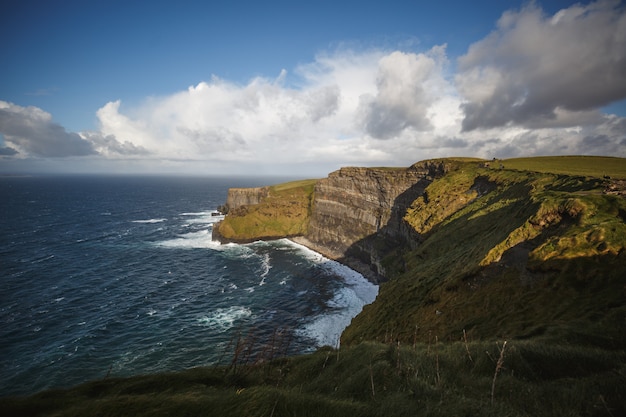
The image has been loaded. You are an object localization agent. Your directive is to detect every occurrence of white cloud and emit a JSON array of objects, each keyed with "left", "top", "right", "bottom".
[
  {"left": 80, "top": 131, "right": 151, "bottom": 156},
  {"left": 93, "top": 46, "right": 460, "bottom": 172},
  {"left": 456, "top": 0, "right": 626, "bottom": 131},
  {"left": 357, "top": 49, "right": 444, "bottom": 138}
]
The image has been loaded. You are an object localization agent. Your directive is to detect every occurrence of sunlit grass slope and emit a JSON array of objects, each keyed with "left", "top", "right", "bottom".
[
  {"left": 343, "top": 157, "right": 626, "bottom": 346},
  {"left": 501, "top": 155, "right": 626, "bottom": 179},
  {"left": 215, "top": 179, "right": 317, "bottom": 241}
]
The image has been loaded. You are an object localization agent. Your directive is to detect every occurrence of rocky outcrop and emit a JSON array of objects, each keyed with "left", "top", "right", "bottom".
[{"left": 223, "top": 187, "right": 270, "bottom": 213}]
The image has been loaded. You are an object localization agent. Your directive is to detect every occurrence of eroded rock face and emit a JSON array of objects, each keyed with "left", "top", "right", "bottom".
[
  {"left": 224, "top": 187, "right": 270, "bottom": 212},
  {"left": 218, "top": 160, "right": 451, "bottom": 282},
  {"left": 301, "top": 160, "right": 450, "bottom": 280}
]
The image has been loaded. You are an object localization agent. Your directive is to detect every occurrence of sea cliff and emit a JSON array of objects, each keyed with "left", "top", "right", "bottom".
[
  {"left": 214, "top": 156, "right": 626, "bottom": 345},
  {"left": 222, "top": 186, "right": 270, "bottom": 212},
  {"left": 214, "top": 159, "right": 454, "bottom": 281}
]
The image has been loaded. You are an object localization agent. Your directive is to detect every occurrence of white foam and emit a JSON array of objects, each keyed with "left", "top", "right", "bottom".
[
  {"left": 180, "top": 210, "right": 224, "bottom": 225},
  {"left": 197, "top": 306, "right": 252, "bottom": 332},
  {"left": 258, "top": 253, "right": 271, "bottom": 286},
  {"left": 285, "top": 239, "right": 379, "bottom": 348},
  {"left": 297, "top": 284, "right": 377, "bottom": 348},
  {"left": 285, "top": 239, "right": 378, "bottom": 302},
  {"left": 156, "top": 229, "right": 220, "bottom": 249},
  {"left": 132, "top": 218, "right": 167, "bottom": 224}
]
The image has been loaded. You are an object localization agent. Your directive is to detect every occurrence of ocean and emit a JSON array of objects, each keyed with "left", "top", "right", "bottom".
[{"left": 0, "top": 175, "right": 377, "bottom": 397}]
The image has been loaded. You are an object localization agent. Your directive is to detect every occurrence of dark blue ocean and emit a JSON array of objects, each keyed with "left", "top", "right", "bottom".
[{"left": 0, "top": 175, "right": 377, "bottom": 397}]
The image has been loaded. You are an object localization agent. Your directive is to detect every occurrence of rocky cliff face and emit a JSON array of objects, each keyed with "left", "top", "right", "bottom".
[
  {"left": 223, "top": 187, "right": 270, "bottom": 212},
  {"left": 296, "top": 160, "right": 449, "bottom": 281},
  {"left": 217, "top": 160, "right": 450, "bottom": 281}
]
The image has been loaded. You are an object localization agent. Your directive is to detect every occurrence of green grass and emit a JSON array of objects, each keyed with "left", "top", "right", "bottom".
[
  {"left": 3, "top": 340, "right": 624, "bottom": 417},
  {"left": 343, "top": 159, "right": 626, "bottom": 346},
  {"left": 215, "top": 179, "right": 317, "bottom": 241},
  {"left": 501, "top": 155, "right": 626, "bottom": 179},
  {"left": 269, "top": 178, "right": 318, "bottom": 193}
]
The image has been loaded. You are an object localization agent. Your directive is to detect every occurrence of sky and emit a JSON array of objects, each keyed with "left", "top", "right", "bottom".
[{"left": 1, "top": 0, "right": 625, "bottom": 177}]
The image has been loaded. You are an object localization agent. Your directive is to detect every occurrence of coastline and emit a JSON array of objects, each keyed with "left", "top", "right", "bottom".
[
  {"left": 282, "top": 238, "right": 379, "bottom": 348},
  {"left": 290, "top": 236, "right": 384, "bottom": 284}
]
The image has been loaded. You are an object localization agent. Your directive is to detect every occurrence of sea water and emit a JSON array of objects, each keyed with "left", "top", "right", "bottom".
[{"left": 0, "top": 175, "right": 377, "bottom": 397}]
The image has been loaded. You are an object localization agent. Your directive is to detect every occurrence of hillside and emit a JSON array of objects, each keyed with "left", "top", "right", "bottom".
[
  {"left": 342, "top": 160, "right": 626, "bottom": 347},
  {"left": 214, "top": 156, "right": 626, "bottom": 346},
  {"left": 3, "top": 156, "right": 625, "bottom": 416}
]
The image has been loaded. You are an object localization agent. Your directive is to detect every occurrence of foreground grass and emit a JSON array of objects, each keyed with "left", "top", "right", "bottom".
[{"left": 2, "top": 339, "right": 624, "bottom": 417}]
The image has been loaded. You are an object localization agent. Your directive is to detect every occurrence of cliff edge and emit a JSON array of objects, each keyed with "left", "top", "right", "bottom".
[
  {"left": 214, "top": 159, "right": 454, "bottom": 281},
  {"left": 214, "top": 156, "right": 626, "bottom": 346}
]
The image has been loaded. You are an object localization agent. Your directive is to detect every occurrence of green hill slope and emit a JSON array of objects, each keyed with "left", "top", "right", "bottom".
[{"left": 343, "top": 159, "right": 626, "bottom": 347}]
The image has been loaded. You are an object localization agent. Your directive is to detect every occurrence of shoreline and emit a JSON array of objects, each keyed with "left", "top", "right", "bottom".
[
  {"left": 289, "top": 236, "right": 385, "bottom": 284},
  {"left": 216, "top": 237, "right": 379, "bottom": 349},
  {"left": 282, "top": 238, "right": 379, "bottom": 348}
]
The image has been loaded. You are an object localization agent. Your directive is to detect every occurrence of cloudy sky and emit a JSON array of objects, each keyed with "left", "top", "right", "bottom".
[{"left": 1, "top": 0, "right": 625, "bottom": 176}]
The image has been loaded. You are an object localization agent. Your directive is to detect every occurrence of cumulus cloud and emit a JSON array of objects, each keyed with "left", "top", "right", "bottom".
[
  {"left": 94, "top": 46, "right": 456, "bottom": 170},
  {"left": 0, "top": 101, "right": 96, "bottom": 157},
  {"left": 357, "top": 47, "right": 448, "bottom": 139},
  {"left": 457, "top": 0, "right": 626, "bottom": 131}
]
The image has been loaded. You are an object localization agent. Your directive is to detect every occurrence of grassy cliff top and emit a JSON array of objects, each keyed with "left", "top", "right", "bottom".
[
  {"left": 215, "top": 179, "right": 317, "bottom": 242},
  {"left": 501, "top": 155, "right": 626, "bottom": 179}
]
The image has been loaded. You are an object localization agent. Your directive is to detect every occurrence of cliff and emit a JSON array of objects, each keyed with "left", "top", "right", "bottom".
[
  {"left": 213, "top": 179, "right": 315, "bottom": 242},
  {"left": 296, "top": 160, "right": 454, "bottom": 280},
  {"left": 214, "top": 159, "right": 455, "bottom": 281},
  {"left": 222, "top": 186, "right": 270, "bottom": 213},
  {"left": 342, "top": 159, "right": 626, "bottom": 345},
  {"left": 215, "top": 156, "right": 626, "bottom": 346}
]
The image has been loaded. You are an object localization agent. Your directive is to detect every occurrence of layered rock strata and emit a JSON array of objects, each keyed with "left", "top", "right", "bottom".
[
  {"left": 222, "top": 187, "right": 270, "bottom": 213},
  {"left": 216, "top": 160, "right": 450, "bottom": 282},
  {"left": 294, "top": 161, "right": 447, "bottom": 280}
]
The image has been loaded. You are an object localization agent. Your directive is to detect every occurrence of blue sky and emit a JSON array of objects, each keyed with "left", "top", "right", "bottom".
[{"left": 1, "top": 0, "right": 625, "bottom": 175}]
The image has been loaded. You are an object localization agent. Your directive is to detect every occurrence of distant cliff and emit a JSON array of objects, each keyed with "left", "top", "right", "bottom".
[
  {"left": 215, "top": 160, "right": 453, "bottom": 281},
  {"left": 213, "top": 180, "right": 315, "bottom": 243},
  {"left": 222, "top": 186, "right": 270, "bottom": 213}
]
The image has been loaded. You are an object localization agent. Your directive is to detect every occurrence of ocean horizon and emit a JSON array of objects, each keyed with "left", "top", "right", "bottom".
[{"left": 0, "top": 175, "right": 377, "bottom": 397}]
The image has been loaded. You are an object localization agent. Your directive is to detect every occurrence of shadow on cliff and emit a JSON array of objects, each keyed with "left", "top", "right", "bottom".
[
  {"left": 340, "top": 174, "right": 506, "bottom": 283},
  {"left": 336, "top": 176, "right": 433, "bottom": 283},
  {"left": 340, "top": 176, "right": 626, "bottom": 346}
]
